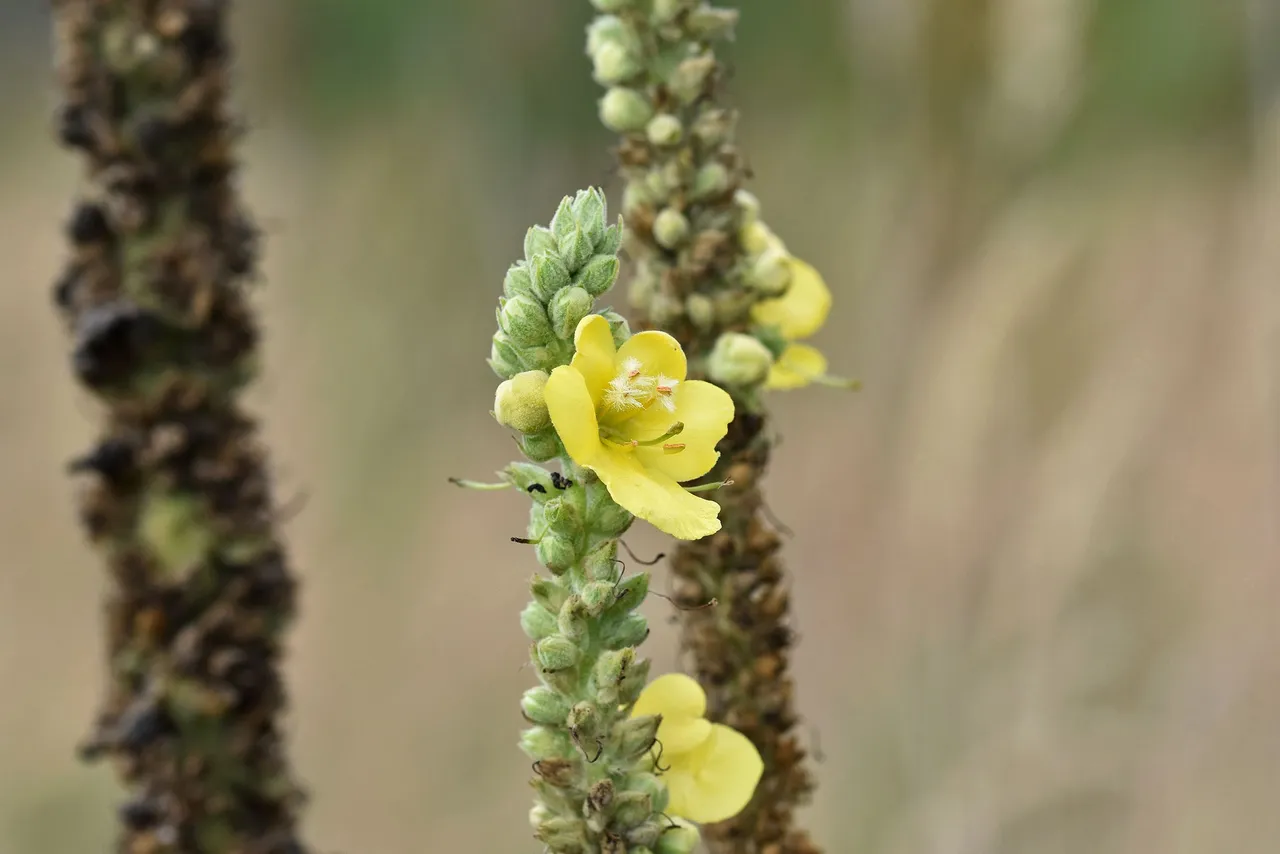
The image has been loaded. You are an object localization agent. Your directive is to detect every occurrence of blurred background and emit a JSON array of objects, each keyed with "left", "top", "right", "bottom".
[{"left": 2, "top": 0, "right": 1278, "bottom": 851}]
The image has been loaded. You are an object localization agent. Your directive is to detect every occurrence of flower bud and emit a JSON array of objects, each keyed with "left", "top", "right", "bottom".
[
  {"left": 613, "top": 713, "right": 660, "bottom": 759},
  {"left": 740, "top": 219, "right": 785, "bottom": 255},
  {"left": 691, "top": 161, "right": 730, "bottom": 200},
  {"left": 543, "top": 492, "right": 584, "bottom": 535},
  {"left": 622, "top": 179, "right": 656, "bottom": 213},
  {"left": 586, "top": 779, "right": 616, "bottom": 819},
  {"left": 685, "top": 293, "right": 715, "bottom": 330},
  {"left": 488, "top": 331, "right": 522, "bottom": 379},
  {"left": 598, "top": 217, "right": 625, "bottom": 255},
  {"left": 668, "top": 54, "right": 716, "bottom": 104},
  {"left": 493, "top": 370, "right": 551, "bottom": 433},
  {"left": 503, "top": 461, "right": 553, "bottom": 497},
  {"left": 692, "top": 106, "right": 736, "bottom": 146},
  {"left": 610, "top": 571, "right": 650, "bottom": 614},
  {"left": 529, "top": 803, "right": 552, "bottom": 831},
  {"left": 503, "top": 262, "right": 535, "bottom": 300},
  {"left": 521, "top": 686, "right": 570, "bottom": 725},
  {"left": 598, "top": 309, "right": 631, "bottom": 349},
  {"left": 549, "top": 286, "right": 593, "bottom": 340},
  {"left": 601, "top": 612, "right": 650, "bottom": 650},
  {"left": 530, "top": 574, "right": 567, "bottom": 613},
  {"left": 566, "top": 701, "right": 600, "bottom": 740},
  {"left": 617, "top": 654, "right": 651, "bottom": 704},
  {"left": 655, "top": 819, "right": 701, "bottom": 854},
  {"left": 747, "top": 245, "right": 793, "bottom": 296},
  {"left": 734, "top": 188, "right": 761, "bottom": 222},
  {"left": 573, "top": 254, "right": 620, "bottom": 298},
  {"left": 536, "top": 533, "right": 577, "bottom": 575},
  {"left": 557, "top": 594, "right": 591, "bottom": 643},
  {"left": 645, "top": 113, "right": 683, "bottom": 147},
  {"left": 651, "top": 0, "right": 690, "bottom": 25},
  {"left": 524, "top": 224, "right": 558, "bottom": 261},
  {"left": 686, "top": 7, "right": 738, "bottom": 40},
  {"left": 520, "top": 600, "right": 558, "bottom": 640},
  {"left": 600, "top": 87, "right": 654, "bottom": 133},
  {"left": 535, "top": 635, "right": 581, "bottom": 672},
  {"left": 592, "top": 40, "right": 643, "bottom": 85},
  {"left": 579, "top": 581, "right": 616, "bottom": 617},
  {"left": 595, "top": 646, "right": 636, "bottom": 690},
  {"left": 534, "top": 816, "right": 589, "bottom": 852},
  {"left": 707, "top": 332, "right": 772, "bottom": 386},
  {"left": 652, "top": 207, "right": 690, "bottom": 249},
  {"left": 625, "top": 771, "right": 670, "bottom": 815},
  {"left": 530, "top": 251, "right": 572, "bottom": 302},
  {"left": 611, "top": 790, "right": 653, "bottom": 829},
  {"left": 519, "top": 428, "right": 560, "bottom": 462},
  {"left": 559, "top": 225, "right": 594, "bottom": 271},
  {"left": 499, "top": 294, "right": 553, "bottom": 346},
  {"left": 520, "top": 724, "right": 572, "bottom": 759},
  {"left": 582, "top": 539, "right": 622, "bottom": 581},
  {"left": 587, "top": 15, "right": 633, "bottom": 56}
]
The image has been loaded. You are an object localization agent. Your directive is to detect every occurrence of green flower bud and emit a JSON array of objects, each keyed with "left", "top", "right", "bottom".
[
  {"left": 748, "top": 245, "right": 792, "bottom": 296},
  {"left": 613, "top": 713, "right": 660, "bottom": 760},
  {"left": 599, "top": 309, "right": 632, "bottom": 349},
  {"left": 610, "top": 571, "right": 651, "bottom": 614},
  {"left": 691, "top": 161, "right": 731, "bottom": 200},
  {"left": 592, "top": 40, "right": 643, "bottom": 85},
  {"left": 557, "top": 594, "right": 591, "bottom": 643},
  {"left": 651, "top": 0, "right": 689, "bottom": 25},
  {"left": 493, "top": 370, "right": 551, "bottom": 433},
  {"left": 488, "top": 331, "right": 522, "bottom": 379},
  {"left": 525, "top": 225, "right": 558, "bottom": 261},
  {"left": 530, "top": 574, "right": 568, "bottom": 613},
  {"left": 668, "top": 54, "right": 716, "bottom": 105},
  {"left": 543, "top": 493, "right": 584, "bottom": 536},
  {"left": 530, "top": 251, "right": 572, "bottom": 302},
  {"left": 550, "top": 195, "right": 576, "bottom": 243},
  {"left": 536, "top": 533, "right": 578, "bottom": 575},
  {"left": 600, "top": 87, "right": 654, "bottom": 133},
  {"left": 595, "top": 646, "right": 636, "bottom": 690},
  {"left": 611, "top": 790, "right": 653, "bottom": 829},
  {"left": 692, "top": 106, "right": 736, "bottom": 147},
  {"left": 685, "top": 293, "right": 715, "bottom": 330},
  {"left": 686, "top": 7, "right": 738, "bottom": 40},
  {"left": 572, "top": 187, "right": 606, "bottom": 228},
  {"left": 503, "top": 461, "right": 554, "bottom": 497},
  {"left": 654, "top": 820, "right": 701, "bottom": 854},
  {"left": 529, "top": 803, "right": 552, "bottom": 831},
  {"left": 598, "top": 218, "right": 625, "bottom": 255},
  {"left": 520, "top": 600, "right": 558, "bottom": 640},
  {"left": 582, "top": 539, "right": 622, "bottom": 582},
  {"left": 559, "top": 225, "right": 594, "bottom": 271},
  {"left": 534, "top": 816, "right": 589, "bottom": 852},
  {"left": 521, "top": 686, "right": 570, "bottom": 725},
  {"left": 574, "top": 254, "right": 620, "bottom": 298},
  {"left": 520, "top": 724, "right": 572, "bottom": 759},
  {"left": 647, "top": 160, "right": 683, "bottom": 197},
  {"left": 652, "top": 207, "right": 690, "bottom": 249},
  {"left": 519, "top": 428, "right": 560, "bottom": 462},
  {"left": 646, "top": 113, "right": 683, "bottom": 147},
  {"left": 707, "top": 331, "right": 773, "bottom": 386},
  {"left": 734, "top": 188, "right": 761, "bottom": 222},
  {"left": 535, "top": 635, "right": 581, "bottom": 672},
  {"left": 503, "top": 262, "right": 535, "bottom": 299},
  {"left": 580, "top": 580, "right": 616, "bottom": 616},
  {"left": 549, "top": 286, "right": 593, "bottom": 340},
  {"left": 628, "top": 821, "right": 665, "bottom": 849},
  {"left": 499, "top": 294, "right": 553, "bottom": 346},
  {"left": 625, "top": 771, "right": 670, "bottom": 816},
  {"left": 617, "top": 654, "right": 651, "bottom": 704},
  {"left": 566, "top": 701, "right": 600, "bottom": 740},
  {"left": 601, "top": 612, "right": 650, "bottom": 650},
  {"left": 587, "top": 15, "right": 634, "bottom": 56},
  {"left": 622, "top": 179, "right": 657, "bottom": 213}
]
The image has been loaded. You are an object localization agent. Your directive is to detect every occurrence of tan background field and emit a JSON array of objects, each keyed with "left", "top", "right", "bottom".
[{"left": 1, "top": 1, "right": 1277, "bottom": 851}]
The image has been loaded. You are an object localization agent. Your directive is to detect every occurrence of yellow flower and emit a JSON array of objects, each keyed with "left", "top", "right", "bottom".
[
  {"left": 631, "top": 673, "right": 763, "bottom": 824},
  {"left": 544, "top": 316, "right": 734, "bottom": 540},
  {"left": 749, "top": 240, "right": 838, "bottom": 390}
]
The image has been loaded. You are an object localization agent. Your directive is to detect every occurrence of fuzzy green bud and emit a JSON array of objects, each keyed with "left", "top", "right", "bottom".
[
  {"left": 652, "top": 207, "right": 690, "bottom": 249},
  {"left": 587, "top": 15, "right": 633, "bottom": 56},
  {"left": 668, "top": 54, "right": 716, "bottom": 104},
  {"left": 617, "top": 654, "right": 651, "bottom": 704},
  {"left": 525, "top": 225, "right": 558, "bottom": 261},
  {"left": 520, "top": 724, "right": 572, "bottom": 759},
  {"left": 519, "top": 428, "right": 560, "bottom": 462},
  {"left": 503, "top": 262, "right": 534, "bottom": 299},
  {"left": 748, "top": 245, "right": 793, "bottom": 296},
  {"left": 557, "top": 595, "right": 591, "bottom": 643},
  {"left": 530, "top": 574, "right": 568, "bottom": 613},
  {"left": 573, "top": 254, "right": 621, "bottom": 298},
  {"left": 549, "top": 286, "right": 593, "bottom": 340},
  {"left": 601, "top": 612, "right": 650, "bottom": 650},
  {"left": 536, "top": 635, "right": 581, "bottom": 672},
  {"left": 488, "top": 331, "right": 522, "bottom": 379},
  {"left": 494, "top": 370, "right": 551, "bottom": 433},
  {"left": 651, "top": 0, "right": 690, "bottom": 25},
  {"left": 560, "top": 226, "right": 594, "bottom": 271},
  {"left": 611, "top": 572, "right": 650, "bottom": 613},
  {"left": 692, "top": 106, "right": 737, "bottom": 147},
  {"left": 536, "top": 533, "right": 577, "bottom": 575},
  {"left": 534, "top": 816, "right": 588, "bottom": 852},
  {"left": 582, "top": 539, "right": 622, "bottom": 581},
  {"left": 499, "top": 294, "right": 553, "bottom": 346},
  {"left": 579, "top": 580, "right": 616, "bottom": 617},
  {"left": 626, "top": 772, "right": 670, "bottom": 815},
  {"left": 530, "top": 251, "right": 572, "bottom": 302},
  {"left": 595, "top": 646, "right": 636, "bottom": 690},
  {"left": 503, "top": 461, "right": 554, "bottom": 496},
  {"left": 707, "top": 332, "right": 773, "bottom": 386},
  {"left": 550, "top": 195, "right": 576, "bottom": 243},
  {"left": 654, "top": 820, "right": 701, "bottom": 854},
  {"left": 686, "top": 7, "right": 739, "bottom": 40},
  {"left": 685, "top": 293, "right": 715, "bottom": 330},
  {"left": 598, "top": 309, "right": 631, "bottom": 349},
  {"left": 622, "top": 179, "right": 656, "bottom": 214},
  {"left": 520, "top": 600, "right": 558, "bottom": 640},
  {"left": 611, "top": 790, "right": 653, "bottom": 829},
  {"left": 691, "top": 161, "right": 731, "bottom": 200},
  {"left": 566, "top": 701, "right": 600, "bottom": 739},
  {"left": 646, "top": 113, "right": 683, "bottom": 147},
  {"left": 521, "top": 686, "right": 571, "bottom": 725},
  {"left": 592, "top": 40, "right": 643, "bottom": 85},
  {"left": 589, "top": 498, "right": 633, "bottom": 538},
  {"left": 598, "top": 218, "right": 624, "bottom": 255},
  {"left": 734, "top": 188, "right": 761, "bottom": 222},
  {"left": 600, "top": 87, "right": 654, "bottom": 133},
  {"left": 543, "top": 493, "right": 584, "bottom": 536},
  {"left": 529, "top": 803, "right": 552, "bottom": 831},
  {"left": 614, "top": 714, "right": 660, "bottom": 759}
]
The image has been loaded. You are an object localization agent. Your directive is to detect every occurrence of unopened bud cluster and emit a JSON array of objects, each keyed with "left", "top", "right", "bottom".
[{"left": 492, "top": 191, "right": 697, "bottom": 854}]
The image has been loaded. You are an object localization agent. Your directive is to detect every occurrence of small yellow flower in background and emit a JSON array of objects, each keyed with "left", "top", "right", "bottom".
[
  {"left": 544, "top": 315, "right": 734, "bottom": 540},
  {"left": 631, "top": 673, "right": 763, "bottom": 824}
]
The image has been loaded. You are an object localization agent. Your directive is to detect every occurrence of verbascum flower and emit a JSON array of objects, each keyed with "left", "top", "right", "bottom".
[
  {"left": 545, "top": 315, "right": 733, "bottom": 540},
  {"left": 631, "top": 673, "right": 763, "bottom": 824}
]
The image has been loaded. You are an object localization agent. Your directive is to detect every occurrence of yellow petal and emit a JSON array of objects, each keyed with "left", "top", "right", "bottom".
[
  {"left": 569, "top": 314, "right": 618, "bottom": 407},
  {"left": 664, "top": 724, "right": 764, "bottom": 824},
  {"left": 544, "top": 365, "right": 603, "bottom": 466},
  {"left": 589, "top": 445, "right": 721, "bottom": 540},
  {"left": 765, "top": 343, "right": 829, "bottom": 390},
  {"left": 616, "top": 330, "right": 687, "bottom": 382},
  {"left": 750, "top": 257, "right": 832, "bottom": 341},
  {"left": 633, "top": 675, "right": 712, "bottom": 754},
  {"left": 634, "top": 380, "right": 733, "bottom": 482}
]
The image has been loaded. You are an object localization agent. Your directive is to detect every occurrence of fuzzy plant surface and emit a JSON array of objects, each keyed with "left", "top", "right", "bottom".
[
  {"left": 462, "top": 189, "right": 765, "bottom": 854},
  {"left": 582, "top": 2, "right": 857, "bottom": 852}
]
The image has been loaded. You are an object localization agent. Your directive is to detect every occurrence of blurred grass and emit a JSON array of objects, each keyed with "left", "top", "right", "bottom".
[{"left": 1, "top": 0, "right": 1278, "bottom": 852}]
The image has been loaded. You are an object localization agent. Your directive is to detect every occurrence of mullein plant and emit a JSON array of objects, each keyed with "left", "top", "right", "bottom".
[
  {"left": 459, "top": 189, "right": 764, "bottom": 853},
  {"left": 584, "top": 2, "right": 856, "bottom": 852}
]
